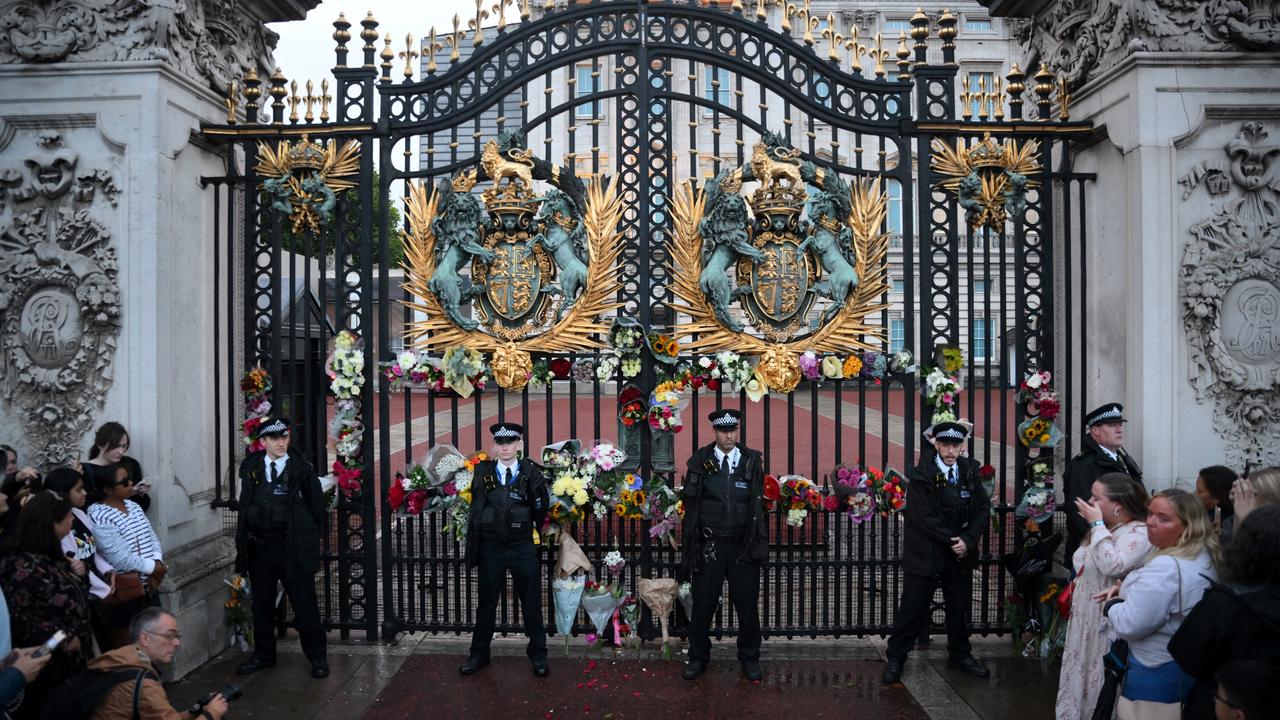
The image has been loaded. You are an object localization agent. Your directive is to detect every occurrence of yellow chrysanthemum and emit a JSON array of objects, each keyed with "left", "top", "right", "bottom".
[{"left": 842, "top": 354, "right": 863, "bottom": 378}]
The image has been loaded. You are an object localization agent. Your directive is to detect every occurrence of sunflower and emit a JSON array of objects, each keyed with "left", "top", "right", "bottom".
[
  {"left": 634, "top": 490, "right": 646, "bottom": 505},
  {"left": 614, "top": 503, "right": 627, "bottom": 516}
]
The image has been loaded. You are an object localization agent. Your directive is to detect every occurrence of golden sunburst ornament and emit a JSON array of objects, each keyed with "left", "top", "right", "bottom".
[
  {"left": 399, "top": 175, "right": 626, "bottom": 390},
  {"left": 668, "top": 176, "right": 891, "bottom": 393},
  {"left": 255, "top": 135, "right": 361, "bottom": 234},
  {"left": 930, "top": 132, "right": 1040, "bottom": 232}
]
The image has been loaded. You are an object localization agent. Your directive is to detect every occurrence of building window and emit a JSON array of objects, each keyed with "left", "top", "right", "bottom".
[
  {"left": 882, "top": 19, "right": 911, "bottom": 33},
  {"left": 973, "top": 279, "right": 988, "bottom": 295},
  {"left": 892, "top": 280, "right": 904, "bottom": 295},
  {"left": 575, "top": 65, "right": 598, "bottom": 118},
  {"left": 814, "top": 77, "right": 833, "bottom": 109},
  {"left": 890, "top": 318, "right": 905, "bottom": 353},
  {"left": 704, "top": 66, "right": 732, "bottom": 109},
  {"left": 886, "top": 179, "right": 902, "bottom": 234},
  {"left": 965, "top": 17, "right": 993, "bottom": 32},
  {"left": 889, "top": 235, "right": 903, "bottom": 249},
  {"left": 966, "top": 72, "right": 994, "bottom": 117},
  {"left": 973, "top": 317, "right": 997, "bottom": 361}
]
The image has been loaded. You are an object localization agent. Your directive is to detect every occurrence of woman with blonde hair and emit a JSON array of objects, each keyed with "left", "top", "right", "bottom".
[
  {"left": 1231, "top": 466, "right": 1280, "bottom": 524},
  {"left": 1055, "top": 473, "right": 1151, "bottom": 720},
  {"left": 1097, "top": 489, "right": 1218, "bottom": 720}
]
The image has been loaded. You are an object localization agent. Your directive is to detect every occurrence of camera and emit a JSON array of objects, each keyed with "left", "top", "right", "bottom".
[{"left": 191, "top": 683, "right": 241, "bottom": 713}]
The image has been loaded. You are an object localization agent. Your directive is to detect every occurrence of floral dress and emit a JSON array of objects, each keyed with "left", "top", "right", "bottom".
[
  {"left": 1055, "top": 521, "right": 1151, "bottom": 720},
  {"left": 0, "top": 552, "right": 93, "bottom": 719}
]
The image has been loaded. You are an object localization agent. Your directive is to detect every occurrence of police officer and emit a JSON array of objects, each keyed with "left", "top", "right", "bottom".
[
  {"left": 882, "top": 420, "right": 991, "bottom": 684},
  {"left": 460, "top": 422, "right": 550, "bottom": 677},
  {"left": 1062, "top": 402, "right": 1143, "bottom": 567},
  {"left": 234, "top": 417, "right": 329, "bottom": 679},
  {"left": 680, "top": 409, "right": 767, "bottom": 682}
]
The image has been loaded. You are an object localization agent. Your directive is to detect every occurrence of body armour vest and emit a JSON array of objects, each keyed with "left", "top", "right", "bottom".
[
  {"left": 247, "top": 468, "right": 289, "bottom": 535},
  {"left": 937, "top": 469, "right": 973, "bottom": 536},
  {"left": 700, "top": 455, "right": 751, "bottom": 537},
  {"left": 479, "top": 466, "right": 534, "bottom": 544}
]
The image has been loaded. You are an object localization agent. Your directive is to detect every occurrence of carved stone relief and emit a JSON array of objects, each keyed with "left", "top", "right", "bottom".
[
  {"left": 0, "top": 0, "right": 284, "bottom": 93},
  {"left": 0, "top": 129, "right": 120, "bottom": 467},
  {"left": 1180, "top": 121, "right": 1280, "bottom": 467},
  {"left": 1003, "top": 1, "right": 1280, "bottom": 94}
]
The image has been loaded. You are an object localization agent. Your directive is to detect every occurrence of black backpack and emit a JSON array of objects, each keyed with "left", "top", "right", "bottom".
[{"left": 39, "top": 667, "right": 156, "bottom": 720}]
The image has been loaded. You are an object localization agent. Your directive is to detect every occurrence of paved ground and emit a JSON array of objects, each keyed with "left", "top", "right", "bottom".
[{"left": 165, "top": 633, "right": 1057, "bottom": 719}]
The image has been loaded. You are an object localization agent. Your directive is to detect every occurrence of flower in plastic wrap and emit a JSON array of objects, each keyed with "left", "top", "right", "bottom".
[
  {"left": 888, "top": 350, "right": 916, "bottom": 374},
  {"left": 638, "top": 578, "right": 678, "bottom": 649},
  {"left": 603, "top": 550, "right": 625, "bottom": 576},
  {"left": 587, "top": 441, "right": 627, "bottom": 472},
  {"left": 581, "top": 583, "right": 622, "bottom": 637},
  {"left": 842, "top": 353, "right": 864, "bottom": 379},
  {"left": 677, "top": 581, "right": 694, "bottom": 619},
  {"left": 596, "top": 354, "right": 619, "bottom": 382},
  {"left": 571, "top": 358, "right": 596, "bottom": 383},
  {"left": 744, "top": 369, "right": 769, "bottom": 403},
  {"left": 821, "top": 355, "right": 844, "bottom": 379},
  {"left": 798, "top": 350, "right": 821, "bottom": 381},
  {"left": 553, "top": 575, "right": 585, "bottom": 635},
  {"left": 620, "top": 356, "right": 642, "bottom": 377}
]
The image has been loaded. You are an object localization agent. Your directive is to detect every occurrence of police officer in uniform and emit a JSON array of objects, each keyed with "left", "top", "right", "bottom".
[
  {"left": 680, "top": 409, "right": 768, "bottom": 682},
  {"left": 234, "top": 417, "right": 329, "bottom": 679},
  {"left": 883, "top": 420, "right": 991, "bottom": 684},
  {"left": 1062, "top": 402, "right": 1143, "bottom": 567},
  {"left": 460, "top": 422, "right": 550, "bottom": 677}
]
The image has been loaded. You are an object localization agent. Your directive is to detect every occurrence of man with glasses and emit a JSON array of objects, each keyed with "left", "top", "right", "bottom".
[
  {"left": 87, "top": 607, "right": 228, "bottom": 719},
  {"left": 233, "top": 417, "right": 329, "bottom": 679}
]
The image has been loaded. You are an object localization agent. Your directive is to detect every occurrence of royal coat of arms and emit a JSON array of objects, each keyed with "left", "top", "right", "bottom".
[
  {"left": 400, "top": 131, "right": 624, "bottom": 389},
  {"left": 669, "top": 131, "right": 891, "bottom": 392}
]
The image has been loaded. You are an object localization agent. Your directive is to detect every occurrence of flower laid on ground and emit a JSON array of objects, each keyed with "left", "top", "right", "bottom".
[
  {"left": 224, "top": 574, "right": 253, "bottom": 650},
  {"left": 240, "top": 366, "right": 273, "bottom": 453},
  {"left": 552, "top": 574, "right": 585, "bottom": 656}
]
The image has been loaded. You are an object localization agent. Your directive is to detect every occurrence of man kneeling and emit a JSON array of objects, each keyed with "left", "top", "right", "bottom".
[{"left": 90, "top": 608, "right": 229, "bottom": 719}]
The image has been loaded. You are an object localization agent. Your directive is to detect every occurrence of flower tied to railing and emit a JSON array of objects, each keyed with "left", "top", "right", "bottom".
[
  {"left": 327, "top": 330, "right": 365, "bottom": 498},
  {"left": 240, "top": 366, "right": 273, "bottom": 453}
]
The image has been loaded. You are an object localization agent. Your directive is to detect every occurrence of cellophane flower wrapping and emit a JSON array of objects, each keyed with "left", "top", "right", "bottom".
[
  {"left": 582, "top": 587, "right": 622, "bottom": 637},
  {"left": 552, "top": 574, "right": 586, "bottom": 654}
]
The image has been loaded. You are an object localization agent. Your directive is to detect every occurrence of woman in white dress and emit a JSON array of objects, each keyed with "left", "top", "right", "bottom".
[{"left": 1055, "top": 473, "right": 1152, "bottom": 720}]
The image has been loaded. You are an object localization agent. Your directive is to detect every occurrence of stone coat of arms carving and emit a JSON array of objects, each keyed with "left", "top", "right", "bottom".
[
  {"left": 0, "top": 129, "right": 121, "bottom": 466},
  {"left": 1180, "top": 121, "right": 1280, "bottom": 467}
]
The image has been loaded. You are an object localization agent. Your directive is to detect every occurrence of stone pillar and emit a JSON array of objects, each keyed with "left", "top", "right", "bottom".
[
  {"left": 986, "top": 0, "right": 1280, "bottom": 483},
  {"left": 0, "top": 0, "right": 317, "bottom": 677}
]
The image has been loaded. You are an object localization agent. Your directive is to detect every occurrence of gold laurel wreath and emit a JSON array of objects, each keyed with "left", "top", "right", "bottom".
[
  {"left": 669, "top": 177, "right": 891, "bottom": 358},
  {"left": 399, "top": 175, "right": 625, "bottom": 374}
]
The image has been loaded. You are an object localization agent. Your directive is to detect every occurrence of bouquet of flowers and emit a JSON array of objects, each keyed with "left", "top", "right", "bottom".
[
  {"left": 618, "top": 385, "right": 647, "bottom": 427},
  {"left": 941, "top": 346, "right": 966, "bottom": 375},
  {"left": 798, "top": 351, "right": 822, "bottom": 382},
  {"left": 1016, "top": 486, "right": 1056, "bottom": 523},
  {"left": 327, "top": 331, "right": 366, "bottom": 496},
  {"left": 587, "top": 441, "right": 627, "bottom": 473},
  {"left": 647, "top": 484, "right": 682, "bottom": 549},
  {"left": 829, "top": 463, "right": 879, "bottom": 523},
  {"left": 821, "top": 355, "right": 844, "bottom": 380},
  {"left": 711, "top": 350, "right": 754, "bottom": 389},
  {"left": 441, "top": 347, "right": 489, "bottom": 397},
  {"left": 762, "top": 473, "right": 781, "bottom": 511},
  {"left": 842, "top": 353, "right": 864, "bottom": 379},
  {"left": 638, "top": 577, "right": 678, "bottom": 658},
  {"left": 327, "top": 330, "right": 364, "bottom": 400},
  {"left": 240, "top": 366, "right": 273, "bottom": 453},
  {"left": 860, "top": 351, "right": 890, "bottom": 381},
  {"left": 613, "top": 486, "right": 647, "bottom": 520},
  {"left": 1017, "top": 416, "right": 1062, "bottom": 448},
  {"left": 1016, "top": 370, "right": 1061, "bottom": 421},
  {"left": 571, "top": 357, "right": 596, "bottom": 384},
  {"left": 223, "top": 574, "right": 253, "bottom": 650},
  {"left": 529, "top": 358, "right": 553, "bottom": 387},
  {"left": 888, "top": 350, "right": 916, "bottom": 375},
  {"left": 596, "top": 354, "right": 619, "bottom": 382},
  {"left": 646, "top": 332, "right": 680, "bottom": 365},
  {"left": 382, "top": 350, "right": 447, "bottom": 393},
  {"left": 647, "top": 382, "right": 685, "bottom": 433},
  {"left": 609, "top": 318, "right": 646, "bottom": 378},
  {"left": 924, "top": 367, "right": 962, "bottom": 424},
  {"left": 581, "top": 580, "right": 623, "bottom": 642},
  {"left": 617, "top": 594, "right": 641, "bottom": 647},
  {"left": 544, "top": 440, "right": 592, "bottom": 532},
  {"left": 872, "top": 469, "right": 908, "bottom": 516},
  {"left": 778, "top": 474, "right": 823, "bottom": 527},
  {"left": 552, "top": 574, "right": 585, "bottom": 655}
]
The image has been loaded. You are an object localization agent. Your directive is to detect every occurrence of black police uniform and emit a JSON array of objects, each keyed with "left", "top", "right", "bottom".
[
  {"left": 1062, "top": 435, "right": 1142, "bottom": 568},
  {"left": 680, "top": 434, "right": 767, "bottom": 676},
  {"left": 234, "top": 447, "right": 327, "bottom": 670},
  {"left": 885, "top": 453, "right": 990, "bottom": 673},
  {"left": 464, "top": 456, "right": 549, "bottom": 665}
]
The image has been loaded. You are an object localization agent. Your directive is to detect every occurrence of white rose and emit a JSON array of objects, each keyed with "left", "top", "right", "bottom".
[{"left": 398, "top": 351, "right": 417, "bottom": 369}]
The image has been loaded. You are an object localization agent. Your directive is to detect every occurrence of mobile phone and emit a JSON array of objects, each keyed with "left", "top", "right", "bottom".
[{"left": 31, "top": 630, "right": 67, "bottom": 659}]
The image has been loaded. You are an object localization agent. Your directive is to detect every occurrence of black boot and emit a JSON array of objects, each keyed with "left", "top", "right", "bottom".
[
  {"left": 459, "top": 656, "right": 491, "bottom": 675},
  {"left": 681, "top": 659, "right": 708, "bottom": 680},
  {"left": 881, "top": 659, "right": 904, "bottom": 685}
]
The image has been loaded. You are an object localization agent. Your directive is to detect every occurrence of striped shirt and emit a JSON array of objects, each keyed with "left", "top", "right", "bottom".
[{"left": 88, "top": 499, "right": 163, "bottom": 578}]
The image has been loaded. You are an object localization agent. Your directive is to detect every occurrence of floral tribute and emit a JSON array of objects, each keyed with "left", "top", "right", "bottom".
[
  {"left": 327, "top": 331, "right": 365, "bottom": 497},
  {"left": 388, "top": 445, "right": 487, "bottom": 541},
  {"left": 618, "top": 385, "right": 647, "bottom": 427},
  {"left": 240, "top": 366, "right": 273, "bottom": 453},
  {"left": 647, "top": 381, "right": 685, "bottom": 433},
  {"left": 609, "top": 319, "right": 646, "bottom": 379},
  {"left": 828, "top": 464, "right": 906, "bottom": 522},
  {"left": 381, "top": 348, "right": 489, "bottom": 397},
  {"left": 1015, "top": 370, "right": 1063, "bottom": 449},
  {"left": 223, "top": 574, "right": 253, "bottom": 651},
  {"left": 1016, "top": 457, "right": 1057, "bottom": 524}
]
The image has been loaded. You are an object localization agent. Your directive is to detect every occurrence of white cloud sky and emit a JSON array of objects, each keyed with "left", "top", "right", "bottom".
[{"left": 269, "top": 1, "right": 482, "bottom": 94}]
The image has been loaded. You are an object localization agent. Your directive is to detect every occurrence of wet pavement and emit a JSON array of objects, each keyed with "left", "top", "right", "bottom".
[{"left": 162, "top": 634, "right": 1058, "bottom": 719}]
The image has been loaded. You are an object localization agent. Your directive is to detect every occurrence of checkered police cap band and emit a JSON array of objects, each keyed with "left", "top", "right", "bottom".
[
  {"left": 258, "top": 419, "right": 289, "bottom": 436},
  {"left": 1086, "top": 405, "right": 1123, "bottom": 429},
  {"left": 711, "top": 414, "right": 739, "bottom": 428},
  {"left": 493, "top": 427, "right": 521, "bottom": 439},
  {"left": 935, "top": 428, "right": 966, "bottom": 441}
]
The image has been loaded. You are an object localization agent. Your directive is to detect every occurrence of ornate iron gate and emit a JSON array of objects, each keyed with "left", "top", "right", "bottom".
[{"left": 201, "top": 1, "right": 1092, "bottom": 642}]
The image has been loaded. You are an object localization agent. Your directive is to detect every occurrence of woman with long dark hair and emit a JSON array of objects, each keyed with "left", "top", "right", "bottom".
[
  {"left": 44, "top": 466, "right": 119, "bottom": 651},
  {"left": 0, "top": 492, "right": 93, "bottom": 719},
  {"left": 83, "top": 422, "right": 149, "bottom": 511},
  {"left": 88, "top": 464, "right": 165, "bottom": 649},
  {"left": 1195, "top": 465, "right": 1237, "bottom": 542}
]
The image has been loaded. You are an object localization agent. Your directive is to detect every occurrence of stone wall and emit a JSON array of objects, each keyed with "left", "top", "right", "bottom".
[{"left": 0, "top": 0, "right": 317, "bottom": 679}]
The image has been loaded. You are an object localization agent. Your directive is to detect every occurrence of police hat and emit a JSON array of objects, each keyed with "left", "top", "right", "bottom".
[
  {"left": 257, "top": 416, "right": 291, "bottom": 438},
  {"left": 708, "top": 409, "right": 741, "bottom": 429},
  {"left": 1084, "top": 403, "right": 1126, "bottom": 430},
  {"left": 924, "top": 420, "right": 970, "bottom": 443},
  {"left": 490, "top": 421, "right": 523, "bottom": 443}
]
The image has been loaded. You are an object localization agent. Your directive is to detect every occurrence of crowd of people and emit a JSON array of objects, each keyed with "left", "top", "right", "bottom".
[{"left": 2, "top": 405, "right": 1279, "bottom": 720}]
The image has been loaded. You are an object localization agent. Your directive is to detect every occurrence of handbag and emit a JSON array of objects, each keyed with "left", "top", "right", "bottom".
[
  {"left": 1057, "top": 564, "right": 1078, "bottom": 619},
  {"left": 98, "top": 530, "right": 150, "bottom": 606}
]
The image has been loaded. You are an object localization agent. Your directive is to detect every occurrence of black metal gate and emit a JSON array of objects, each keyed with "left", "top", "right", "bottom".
[{"left": 201, "top": 1, "right": 1092, "bottom": 642}]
